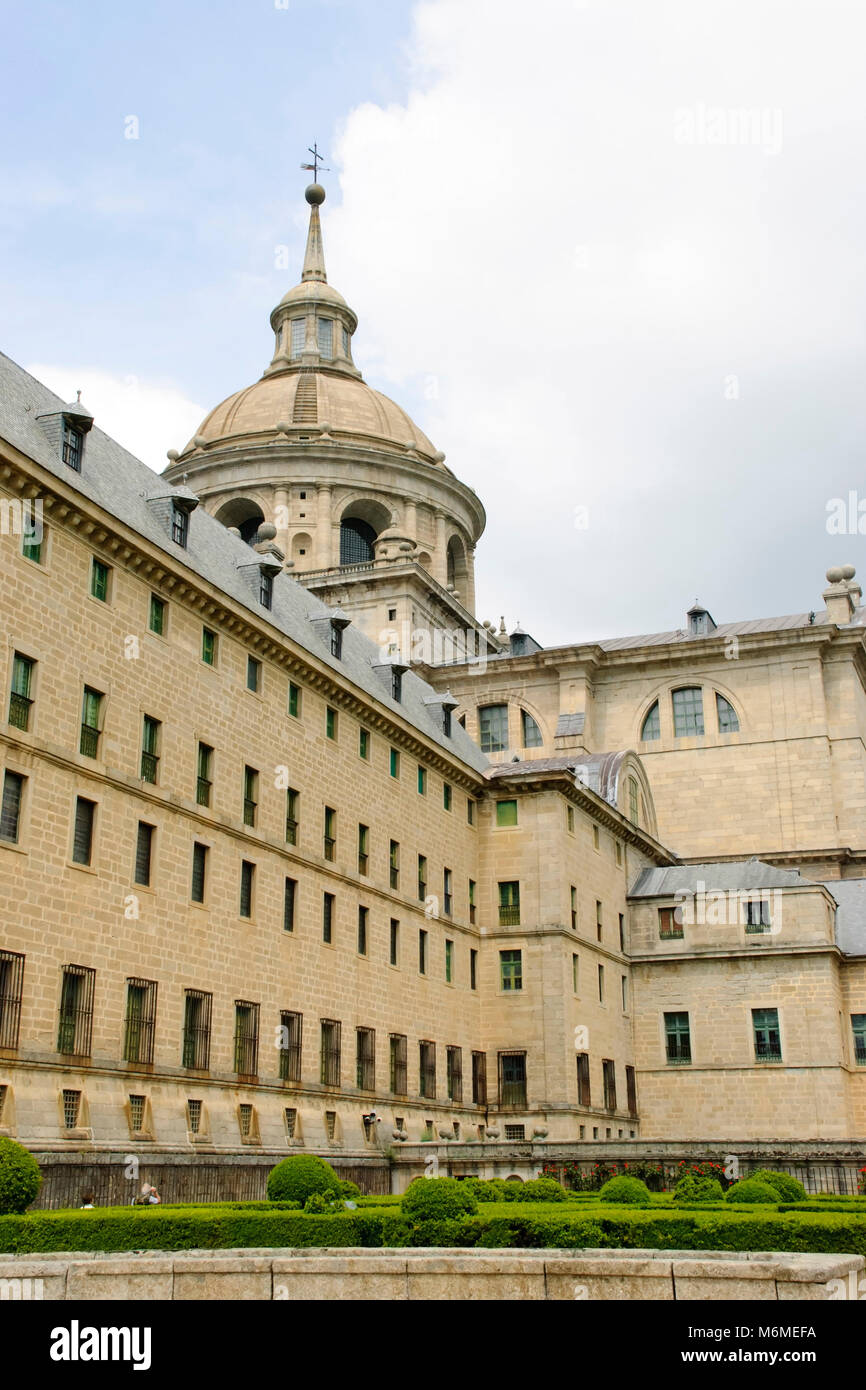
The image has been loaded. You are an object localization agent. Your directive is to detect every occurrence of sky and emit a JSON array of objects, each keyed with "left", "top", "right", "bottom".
[{"left": 2, "top": 0, "right": 866, "bottom": 646}]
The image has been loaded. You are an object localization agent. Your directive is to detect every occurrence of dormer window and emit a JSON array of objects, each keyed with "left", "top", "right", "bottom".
[
  {"left": 317, "top": 318, "right": 333, "bottom": 358},
  {"left": 391, "top": 667, "right": 402, "bottom": 702},
  {"left": 171, "top": 501, "right": 189, "bottom": 548},
  {"left": 62, "top": 420, "right": 84, "bottom": 472},
  {"left": 443, "top": 706, "right": 452, "bottom": 737},
  {"left": 330, "top": 623, "right": 343, "bottom": 659},
  {"left": 290, "top": 319, "right": 305, "bottom": 357},
  {"left": 259, "top": 571, "right": 274, "bottom": 609}
]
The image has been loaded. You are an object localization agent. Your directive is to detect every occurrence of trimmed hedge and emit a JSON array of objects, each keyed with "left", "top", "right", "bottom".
[
  {"left": 673, "top": 1174, "right": 725, "bottom": 1204},
  {"left": 402, "top": 1177, "right": 478, "bottom": 1220},
  {"left": 266, "top": 1154, "right": 341, "bottom": 1204},
  {"left": 0, "top": 1139, "right": 41, "bottom": 1215},
  {"left": 598, "top": 1176, "right": 651, "bottom": 1205},
  {"left": 750, "top": 1170, "right": 807, "bottom": 1202},
  {"left": 726, "top": 1179, "right": 782, "bottom": 1205}
]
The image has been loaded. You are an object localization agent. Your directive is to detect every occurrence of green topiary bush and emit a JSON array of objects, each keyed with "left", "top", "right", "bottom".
[
  {"left": 0, "top": 1138, "right": 41, "bottom": 1215},
  {"left": 266, "top": 1154, "right": 342, "bottom": 1205},
  {"left": 674, "top": 1173, "right": 725, "bottom": 1204},
  {"left": 339, "top": 1180, "right": 361, "bottom": 1200},
  {"left": 726, "top": 1179, "right": 781, "bottom": 1205},
  {"left": 402, "top": 1177, "right": 479, "bottom": 1220},
  {"left": 520, "top": 1177, "right": 568, "bottom": 1202},
  {"left": 598, "top": 1175, "right": 651, "bottom": 1205},
  {"left": 750, "top": 1170, "right": 806, "bottom": 1202}
]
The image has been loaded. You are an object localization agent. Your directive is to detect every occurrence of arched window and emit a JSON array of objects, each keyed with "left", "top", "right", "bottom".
[
  {"left": 716, "top": 693, "right": 739, "bottom": 733},
  {"left": 521, "top": 710, "right": 543, "bottom": 748},
  {"left": 447, "top": 547, "right": 456, "bottom": 587},
  {"left": 479, "top": 704, "right": 508, "bottom": 753},
  {"left": 640, "top": 701, "right": 660, "bottom": 741},
  {"left": 672, "top": 687, "right": 704, "bottom": 737},
  {"left": 340, "top": 518, "right": 376, "bottom": 565}
]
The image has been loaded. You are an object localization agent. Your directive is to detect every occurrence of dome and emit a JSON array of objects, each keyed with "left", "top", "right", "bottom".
[{"left": 182, "top": 370, "right": 441, "bottom": 462}]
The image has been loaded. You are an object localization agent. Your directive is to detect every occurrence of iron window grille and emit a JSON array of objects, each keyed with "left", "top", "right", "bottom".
[
  {"left": 753, "top": 1007, "right": 782, "bottom": 1062},
  {"left": 57, "top": 964, "right": 96, "bottom": 1056},
  {"left": 72, "top": 797, "right": 96, "bottom": 865},
  {"left": 0, "top": 950, "right": 25, "bottom": 1050},
  {"left": 196, "top": 743, "right": 212, "bottom": 807},
  {"left": 576, "top": 1052, "right": 591, "bottom": 1106},
  {"left": 498, "top": 881, "right": 520, "bottom": 926},
  {"left": 140, "top": 716, "right": 160, "bottom": 783},
  {"left": 0, "top": 770, "right": 24, "bottom": 843},
  {"left": 123, "top": 977, "right": 158, "bottom": 1065},
  {"left": 279, "top": 1011, "right": 302, "bottom": 1082},
  {"left": 182, "top": 989, "right": 212, "bottom": 1070},
  {"left": 664, "top": 1012, "right": 692, "bottom": 1064},
  {"left": 498, "top": 1051, "right": 527, "bottom": 1107},
  {"left": 358, "top": 824, "right": 369, "bottom": 875},
  {"left": 234, "top": 1000, "right": 260, "bottom": 1076},
  {"left": 62, "top": 1089, "right": 81, "bottom": 1128},
  {"left": 325, "top": 1110, "right": 337, "bottom": 1141},
  {"left": 446, "top": 1045, "right": 463, "bottom": 1102},
  {"left": 129, "top": 1094, "right": 147, "bottom": 1131},
  {"left": 187, "top": 1099, "right": 203, "bottom": 1133},
  {"left": 8, "top": 654, "right": 34, "bottom": 731},
  {"left": 602, "top": 1059, "right": 617, "bottom": 1111},
  {"left": 80, "top": 687, "right": 102, "bottom": 757},
  {"left": 239, "top": 1103, "right": 254, "bottom": 1138},
  {"left": 504, "top": 1124, "right": 525, "bottom": 1141},
  {"left": 285, "top": 787, "right": 298, "bottom": 844},
  {"left": 320, "top": 1019, "right": 341, "bottom": 1086},
  {"left": 389, "top": 840, "right": 399, "bottom": 890},
  {"left": 471, "top": 1051, "right": 487, "bottom": 1105},
  {"left": 356, "top": 1027, "right": 375, "bottom": 1090},
  {"left": 243, "top": 766, "right": 258, "bottom": 827},
  {"left": 389, "top": 1033, "right": 407, "bottom": 1094},
  {"left": 419, "top": 1040, "right": 436, "bottom": 1098},
  {"left": 324, "top": 807, "right": 336, "bottom": 860},
  {"left": 284, "top": 1107, "right": 297, "bottom": 1138}
]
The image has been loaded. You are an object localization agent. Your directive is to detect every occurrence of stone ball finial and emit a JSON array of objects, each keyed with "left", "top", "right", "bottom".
[
  {"left": 319, "top": 421, "right": 331, "bottom": 435},
  {"left": 226, "top": 527, "right": 241, "bottom": 537},
  {"left": 826, "top": 566, "right": 844, "bottom": 584},
  {"left": 166, "top": 448, "right": 179, "bottom": 461},
  {"left": 433, "top": 450, "right": 446, "bottom": 464},
  {"left": 258, "top": 522, "right": 277, "bottom": 542},
  {"left": 840, "top": 563, "right": 856, "bottom": 581},
  {"left": 193, "top": 434, "right": 208, "bottom": 449},
  {"left": 305, "top": 183, "right": 326, "bottom": 206},
  {"left": 276, "top": 420, "right": 291, "bottom": 434}
]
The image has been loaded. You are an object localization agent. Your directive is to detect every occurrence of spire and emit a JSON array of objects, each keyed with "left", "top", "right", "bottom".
[{"left": 301, "top": 183, "right": 327, "bottom": 283}]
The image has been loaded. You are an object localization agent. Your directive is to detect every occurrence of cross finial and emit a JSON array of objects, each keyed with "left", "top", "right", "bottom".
[{"left": 301, "top": 142, "right": 329, "bottom": 181}]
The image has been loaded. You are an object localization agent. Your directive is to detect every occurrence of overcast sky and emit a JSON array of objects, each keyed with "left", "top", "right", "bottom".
[{"left": 3, "top": 0, "right": 865, "bottom": 645}]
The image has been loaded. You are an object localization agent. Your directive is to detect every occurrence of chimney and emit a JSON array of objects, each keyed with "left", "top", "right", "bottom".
[{"left": 822, "top": 565, "right": 858, "bottom": 625}]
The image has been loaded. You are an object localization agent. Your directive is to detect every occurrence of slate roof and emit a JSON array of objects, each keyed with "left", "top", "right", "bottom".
[
  {"left": 629, "top": 860, "right": 811, "bottom": 897},
  {"left": 0, "top": 352, "right": 489, "bottom": 775},
  {"left": 820, "top": 879, "right": 866, "bottom": 956}
]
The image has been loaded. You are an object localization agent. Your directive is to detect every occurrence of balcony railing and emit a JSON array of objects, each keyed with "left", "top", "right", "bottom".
[
  {"left": 196, "top": 777, "right": 212, "bottom": 808},
  {"left": 286, "top": 817, "right": 298, "bottom": 845},
  {"left": 140, "top": 751, "right": 159, "bottom": 784},
  {"left": 79, "top": 724, "right": 100, "bottom": 758},
  {"left": 498, "top": 905, "right": 521, "bottom": 926},
  {"left": 853, "top": 1040, "right": 866, "bottom": 1065},
  {"left": 324, "top": 836, "right": 336, "bottom": 861},
  {"left": 8, "top": 692, "right": 32, "bottom": 731},
  {"left": 499, "top": 1081, "right": 527, "bottom": 1107},
  {"left": 243, "top": 799, "right": 257, "bottom": 827},
  {"left": 755, "top": 1040, "right": 782, "bottom": 1062}
]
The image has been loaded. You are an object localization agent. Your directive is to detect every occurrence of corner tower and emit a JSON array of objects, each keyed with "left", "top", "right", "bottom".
[{"left": 163, "top": 180, "right": 494, "bottom": 659}]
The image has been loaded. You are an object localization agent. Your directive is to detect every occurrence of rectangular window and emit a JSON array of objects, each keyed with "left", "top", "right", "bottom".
[
  {"left": 285, "top": 787, "right": 299, "bottom": 845},
  {"left": 72, "top": 797, "right": 95, "bottom": 865},
  {"left": 615, "top": 841, "right": 623, "bottom": 866},
  {"left": 753, "top": 1007, "right": 782, "bottom": 1062},
  {"left": 140, "top": 715, "right": 160, "bottom": 784},
  {"left": 283, "top": 877, "right": 297, "bottom": 932},
  {"left": 496, "top": 799, "right": 518, "bottom": 827},
  {"left": 417, "top": 854, "right": 427, "bottom": 901},
  {"left": 572, "top": 953, "right": 579, "bottom": 993},
  {"left": 191, "top": 842, "right": 208, "bottom": 903},
  {"left": 576, "top": 1052, "right": 591, "bottom": 1106},
  {"left": 57, "top": 964, "right": 96, "bottom": 1056},
  {"left": 498, "top": 1051, "right": 527, "bottom": 1107},
  {"left": 0, "top": 950, "right": 25, "bottom": 1050},
  {"left": 445, "top": 937, "right": 454, "bottom": 983},
  {"left": 602, "top": 1059, "right": 616, "bottom": 1111},
  {"left": 246, "top": 656, "right": 261, "bottom": 693},
  {"left": 389, "top": 747, "right": 399, "bottom": 778},
  {"left": 283, "top": 1106, "right": 296, "bottom": 1137},
  {"left": 593, "top": 826, "right": 600, "bottom": 851},
  {"left": 358, "top": 823, "right": 369, "bottom": 875},
  {"left": 326, "top": 706, "right": 337, "bottom": 740},
  {"left": 664, "top": 1011, "right": 691, "bottom": 1065},
  {"left": 359, "top": 727, "right": 370, "bottom": 760},
  {"left": 148, "top": 593, "right": 166, "bottom": 635},
  {"left": 324, "top": 806, "right": 336, "bottom": 860},
  {"left": 63, "top": 420, "right": 84, "bottom": 470},
  {"left": 852, "top": 1014, "right": 866, "bottom": 1065},
  {"left": 288, "top": 682, "right": 301, "bottom": 718},
  {"left": 418, "top": 927, "right": 427, "bottom": 975},
  {"left": 443, "top": 867, "right": 453, "bottom": 917},
  {"left": 234, "top": 1000, "right": 260, "bottom": 1076},
  {"left": 182, "top": 989, "right": 212, "bottom": 1070},
  {"left": 383, "top": 1034, "right": 406, "bottom": 1097},
  {"left": 320, "top": 1018, "right": 341, "bottom": 1086},
  {"left": 417, "top": 765, "right": 426, "bottom": 795},
  {"left": 243, "top": 765, "right": 258, "bottom": 827},
  {"left": 744, "top": 897, "right": 773, "bottom": 933},
  {"left": 471, "top": 1051, "right": 487, "bottom": 1105},
  {"left": 80, "top": 686, "right": 102, "bottom": 757},
  {"left": 469, "top": 879, "right": 476, "bottom": 925},
  {"left": 621, "top": 975, "right": 628, "bottom": 1011},
  {"left": 134, "top": 821, "right": 154, "bottom": 887},
  {"left": 467, "top": 798, "right": 475, "bottom": 825},
  {"left": 446, "top": 1045, "right": 463, "bottom": 1102},
  {"left": 500, "top": 948, "right": 522, "bottom": 991},
  {"left": 470, "top": 947, "right": 477, "bottom": 990},
  {"left": 317, "top": 317, "right": 333, "bottom": 358},
  {"left": 356, "top": 1026, "right": 375, "bottom": 1090},
  {"left": 672, "top": 686, "right": 704, "bottom": 737},
  {"left": 479, "top": 704, "right": 508, "bottom": 753},
  {"left": 596, "top": 900, "right": 603, "bottom": 941},
  {"left": 62, "top": 1089, "right": 81, "bottom": 1129},
  {"left": 389, "top": 839, "right": 400, "bottom": 890},
  {"left": 341, "top": 324, "right": 350, "bottom": 357},
  {"left": 626, "top": 1065, "right": 637, "bottom": 1116},
  {"left": 391, "top": 668, "right": 402, "bottom": 702},
  {"left": 201, "top": 627, "right": 216, "bottom": 665},
  {"left": 290, "top": 317, "right": 305, "bottom": 356},
  {"left": 323, "top": 892, "right": 334, "bottom": 944},
  {"left": 498, "top": 880, "right": 520, "bottom": 926},
  {"left": 90, "top": 557, "right": 110, "bottom": 601},
  {"left": 658, "top": 906, "right": 684, "bottom": 939},
  {"left": 123, "top": 977, "right": 157, "bottom": 1065},
  {"left": 22, "top": 527, "right": 44, "bottom": 564},
  {"left": 8, "top": 653, "right": 34, "bottom": 731},
  {"left": 279, "top": 1010, "right": 302, "bottom": 1082},
  {"left": 0, "top": 770, "right": 24, "bottom": 843},
  {"left": 597, "top": 963, "right": 605, "bottom": 1003},
  {"left": 357, "top": 905, "right": 368, "bottom": 956},
  {"left": 566, "top": 805, "right": 575, "bottom": 833},
  {"left": 443, "top": 781, "right": 452, "bottom": 811},
  {"left": 419, "top": 1040, "right": 436, "bottom": 1098},
  {"left": 619, "top": 913, "right": 625, "bottom": 951},
  {"left": 196, "top": 742, "right": 213, "bottom": 807},
  {"left": 171, "top": 501, "right": 189, "bottom": 547},
  {"left": 570, "top": 886, "right": 577, "bottom": 930},
  {"left": 239, "top": 859, "right": 255, "bottom": 918},
  {"left": 389, "top": 918, "right": 399, "bottom": 966},
  {"left": 259, "top": 571, "right": 273, "bottom": 609}
]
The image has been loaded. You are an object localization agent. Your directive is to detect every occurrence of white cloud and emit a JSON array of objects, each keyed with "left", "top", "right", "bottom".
[
  {"left": 24, "top": 364, "right": 206, "bottom": 475},
  {"left": 326, "top": 0, "right": 866, "bottom": 643}
]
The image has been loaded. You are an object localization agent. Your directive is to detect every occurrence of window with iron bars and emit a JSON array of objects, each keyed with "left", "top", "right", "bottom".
[
  {"left": 239, "top": 1103, "right": 255, "bottom": 1138},
  {"left": 234, "top": 1000, "right": 260, "bottom": 1076},
  {"left": 243, "top": 765, "right": 258, "bottom": 827},
  {"left": 182, "top": 989, "right": 212, "bottom": 1070},
  {"left": 356, "top": 1027, "right": 375, "bottom": 1090},
  {"left": 187, "top": 1098, "right": 203, "bottom": 1133},
  {"left": 324, "top": 807, "right": 336, "bottom": 860},
  {"left": 279, "top": 1010, "right": 302, "bottom": 1082},
  {"left": 79, "top": 686, "right": 102, "bottom": 757},
  {"left": 284, "top": 1107, "right": 297, "bottom": 1139},
  {"left": 446, "top": 1045, "right": 463, "bottom": 1103},
  {"left": 504, "top": 1123, "right": 525, "bottom": 1141},
  {"left": 471, "top": 1050, "right": 487, "bottom": 1105},
  {"left": 62, "top": 1088, "right": 81, "bottom": 1129},
  {"left": 498, "top": 1051, "right": 527, "bottom": 1107},
  {"left": 498, "top": 880, "right": 520, "bottom": 926},
  {"left": 0, "top": 950, "right": 25, "bottom": 1050},
  {"left": 320, "top": 1019, "right": 341, "bottom": 1087},
  {"left": 8, "top": 653, "right": 34, "bottom": 731},
  {"left": 419, "top": 1040, "right": 436, "bottom": 1098},
  {"left": 285, "top": 787, "right": 299, "bottom": 844},
  {"left": 664, "top": 1011, "right": 691, "bottom": 1065},
  {"left": 753, "top": 1007, "right": 782, "bottom": 1062},
  {"left": 602, "top": 1058, "right": 617, "bottom": 1111},
  {"left": 358, "top": 823, "right": 369, "bottom": 875},
  {"left": 72, "top": 796, "right": 96, "bottom": 866},
  {"left": 196, "top": 742, "right": 212, "bottom": 807},
  {"left": 0, "top": 770, "right": 24, "bottom": 843},
  {"left": 129, "top": 1094, "right": 147, "bottom": 1132},
  {"left": 134, "top": 822, "right": 154, "bottom": 887},
  {"left": 123, "top": 977, "right": 157, "bottom": 1065},
  {"left": 389, "top": 1033, "right": 407, "bottom": 1094},
  {"left": 57, "top": 965, "right": 95, "bottom": 1056},
  {"left": 389, "top": 840, "right": 399, "bottom": 890},
  {"left": 325, "top": 1110, "right": 337, "bottom": 1142}
]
